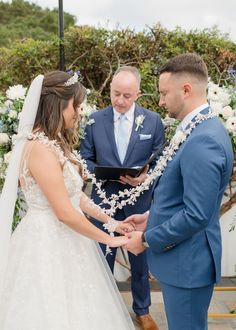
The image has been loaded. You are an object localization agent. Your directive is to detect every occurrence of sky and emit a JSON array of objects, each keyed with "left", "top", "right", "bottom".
[{"left": 6, "top": 0, "right": 236, "bottom": 42}]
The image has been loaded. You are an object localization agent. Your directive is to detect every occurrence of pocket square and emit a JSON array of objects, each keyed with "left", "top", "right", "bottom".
[{"left": 139, "top": 134, "right": 152, "bottom": 140}]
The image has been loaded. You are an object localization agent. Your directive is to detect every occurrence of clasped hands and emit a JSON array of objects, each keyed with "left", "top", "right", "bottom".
[{"left": 115, "top": 212, "right": 149, "bottom": 255}]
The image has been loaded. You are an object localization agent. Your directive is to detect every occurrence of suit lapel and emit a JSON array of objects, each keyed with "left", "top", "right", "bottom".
[
  {"left": 153, "top": 106, "right": 211, "bottom": 191},
  {"left": 123, "top": 105, "right": 143, "bottom": 164},
  {"left": 103, "top": 107, "right": 121, "bottom": 163}
]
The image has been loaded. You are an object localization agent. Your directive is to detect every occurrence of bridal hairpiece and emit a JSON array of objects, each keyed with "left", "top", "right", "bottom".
[{"left": 64, "top": 72, "right": 79, "bottom": 86}]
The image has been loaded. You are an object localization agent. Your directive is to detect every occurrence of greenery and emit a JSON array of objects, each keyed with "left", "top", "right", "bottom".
[
  {"left": 0, "top": 23, "right": 235, "bottom": 118},
  {"left": 0, "top": 0, "right": 76, "bottom": 47}
]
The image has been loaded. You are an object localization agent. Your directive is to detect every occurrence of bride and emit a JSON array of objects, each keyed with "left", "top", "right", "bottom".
[{"left": 0, "top": 71, "right": 135, "bottom": 329}]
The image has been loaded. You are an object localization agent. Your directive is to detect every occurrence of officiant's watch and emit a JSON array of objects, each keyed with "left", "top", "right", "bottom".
[{"left": 141, "top": 233, "right": 149, "bottom": 248}]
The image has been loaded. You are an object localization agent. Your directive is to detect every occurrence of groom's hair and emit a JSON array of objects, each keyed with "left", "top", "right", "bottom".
[{"left": 159, "top": 53, "right": 208, "bottom": 83}]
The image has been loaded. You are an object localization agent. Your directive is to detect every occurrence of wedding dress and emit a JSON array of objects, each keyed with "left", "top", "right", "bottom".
[{"left": 0, "top": 133, "right": 134, "bottom": 330}]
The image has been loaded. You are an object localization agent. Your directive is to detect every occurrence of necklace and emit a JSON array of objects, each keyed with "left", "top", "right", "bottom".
[{"left": 75, "top": 111, "right": 216, "bottom": 216}]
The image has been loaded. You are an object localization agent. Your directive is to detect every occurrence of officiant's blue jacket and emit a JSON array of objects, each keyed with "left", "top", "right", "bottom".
[
  {"left": 145, "top": 111, "right": 234, "bottom": 288},
  {"left": 80, "top": 104, "right": 165, "bottom": 215}
]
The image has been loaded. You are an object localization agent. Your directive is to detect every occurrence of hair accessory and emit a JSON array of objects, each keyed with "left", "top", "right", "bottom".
[{"left": 64, "top": 72, "right": 79, "bottom": 86}]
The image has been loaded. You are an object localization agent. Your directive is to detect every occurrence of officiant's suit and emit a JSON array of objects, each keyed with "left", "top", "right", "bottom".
[
  {"left": 80, "top": 103, "right": 164, "bottom": 317},
  {"left": 145, "top": 107, "right": 234, "bottom": 329}
]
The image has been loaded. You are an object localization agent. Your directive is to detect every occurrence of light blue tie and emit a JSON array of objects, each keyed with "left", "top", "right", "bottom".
[{"left": 116, "top": 114, "right": 127, "bottom": 163}]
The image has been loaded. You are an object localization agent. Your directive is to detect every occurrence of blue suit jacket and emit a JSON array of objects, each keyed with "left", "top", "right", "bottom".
[
  {"left": 145, "top": 110, "right": 234, "bottom": 288},
  {"left": 80, "top": 104, "right": 165, "bottom": 216}
]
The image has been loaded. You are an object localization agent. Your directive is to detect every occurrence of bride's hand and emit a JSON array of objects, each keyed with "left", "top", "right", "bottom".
[
  {"left": 115, "top": 221, "right": 135, "bottom": 235},
  {"left": 108, "top": 236, "right": 128, "bottom": 248}
]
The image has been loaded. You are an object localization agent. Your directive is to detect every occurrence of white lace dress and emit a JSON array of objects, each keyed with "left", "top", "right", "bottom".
[{"left": 0, "top": 135, "right": 134, "bottom": 330}]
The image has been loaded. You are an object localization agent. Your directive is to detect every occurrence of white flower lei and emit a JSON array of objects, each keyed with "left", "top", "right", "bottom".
[{"left": 76, "top": 111, "right": 216, "bottom": 216}]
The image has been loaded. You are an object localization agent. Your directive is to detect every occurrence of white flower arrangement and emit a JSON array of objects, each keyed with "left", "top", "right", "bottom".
[
  {"left": 135, "top": 114, "right": 145, "bottom": 131},
  {"left": 79, "top": 101, "right": 97, "bottom": 139},
  {"left": 0, "top": 85, "right": 26, "bottom": 189},
  {"left": 207, "top": 78, "right": 236, "bottom": 153}
]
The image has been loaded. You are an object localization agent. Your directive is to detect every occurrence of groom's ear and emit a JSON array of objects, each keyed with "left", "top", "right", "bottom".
[{"left": 183, "top": 83, "right": 192, "bottom": 97}]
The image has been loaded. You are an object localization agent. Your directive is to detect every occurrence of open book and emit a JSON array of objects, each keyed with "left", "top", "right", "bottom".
[{"left": 94, "top": 142, "right": 167, "bottom": 180}]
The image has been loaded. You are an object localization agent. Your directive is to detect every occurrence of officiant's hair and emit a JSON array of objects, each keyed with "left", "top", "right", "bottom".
[
  {"left": 159, "top": 53, "right": 208, "bottom": 83},
  {"left": 33, "top": 70, "right": 86, "bottom": 161},
  {"left": 113, "top": 66, "right": 141, "bottom": 87}
]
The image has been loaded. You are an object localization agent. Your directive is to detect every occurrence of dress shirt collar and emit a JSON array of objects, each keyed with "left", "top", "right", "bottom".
[
  {"left": 179, "top": 103, "right": 209, "bottom": 131},
  {"left": 113, "top": 103, "right": 135, "bottom": 123}
]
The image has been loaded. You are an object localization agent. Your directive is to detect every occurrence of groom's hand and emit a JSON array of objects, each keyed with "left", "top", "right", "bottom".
[
  {"left": 124, "top": 212, "right": 148, "bottom": 232},
  {"left": 124, "top": 231, "right": 145, "bottom": 255}
]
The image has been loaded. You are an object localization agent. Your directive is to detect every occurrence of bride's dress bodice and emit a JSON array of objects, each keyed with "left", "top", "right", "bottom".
[{"left": 20, "top": 133, "right": 83, "bottom": 213}]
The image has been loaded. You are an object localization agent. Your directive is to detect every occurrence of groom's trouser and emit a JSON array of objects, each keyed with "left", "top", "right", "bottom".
[
  {"left": 160, "top": 282, "right": 214, "bottom": 330},
  {"left": 93, "top": 208, "right": 151, "bottom": 316}
]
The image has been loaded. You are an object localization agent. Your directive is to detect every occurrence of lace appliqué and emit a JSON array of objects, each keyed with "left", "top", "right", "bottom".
[
  {"left": 19, "top": 131, "right": 83, "bottom": 211},
  {"left": 27, "top": 131, "right": 67, "bottom": 165}
]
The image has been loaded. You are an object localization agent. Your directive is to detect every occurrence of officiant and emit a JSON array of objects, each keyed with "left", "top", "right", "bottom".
[{"left": 80, "top": 66, "right": 164, "bottom": 330}]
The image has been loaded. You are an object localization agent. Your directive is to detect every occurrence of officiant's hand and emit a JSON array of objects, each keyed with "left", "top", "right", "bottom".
[
  {"left": 119, "top": 165, "right": 149, "bottom": 186},
  {"left": 124, "top": 212, "right": 148, "bottom": 232},
  {"left": 124, "top": 231, "right": 145, "bottom": 255}
]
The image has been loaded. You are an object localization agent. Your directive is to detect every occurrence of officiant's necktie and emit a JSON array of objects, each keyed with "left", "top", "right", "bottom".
[{"left": 116, "top": 113, "right": 127, "bottom": 163}]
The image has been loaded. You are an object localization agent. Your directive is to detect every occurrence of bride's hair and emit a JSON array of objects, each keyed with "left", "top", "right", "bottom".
[{"left": 33, "top": 71, "right": 86, "bottom": 165}]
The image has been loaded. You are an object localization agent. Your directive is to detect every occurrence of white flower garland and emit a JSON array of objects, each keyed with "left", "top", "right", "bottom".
[{"left": 75, "top": 111, "right": 216, "bottom": 216}]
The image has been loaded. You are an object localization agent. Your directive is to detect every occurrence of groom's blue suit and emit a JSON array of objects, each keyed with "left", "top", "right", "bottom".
[
  {"left": 145, "top": 108, "right": 234, "bottom": 329},
  {"left": 80, "top": 104, "right": 165, "bottom": 316}
]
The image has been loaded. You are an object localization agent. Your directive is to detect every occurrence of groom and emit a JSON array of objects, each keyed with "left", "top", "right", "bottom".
[{"left": 124, "top": 53, "right": 234, "bottom": 330}]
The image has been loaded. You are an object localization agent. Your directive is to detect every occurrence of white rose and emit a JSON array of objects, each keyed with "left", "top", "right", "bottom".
[
  {"left": 221, "top": 106, "right": 234, "bottom": 119},
  {"left": 0, "top": 133, "right": 10, "bottom": 145},
  {"left": 6, "top": 84, "right": 27, "bottom": 100},
  {"left": 4, "top": 151, "right": 12, "bottom": 164}
]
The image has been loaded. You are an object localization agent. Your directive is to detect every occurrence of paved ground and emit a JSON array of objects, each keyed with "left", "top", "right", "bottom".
[{"left": 119, "top": 278, "right": 236, "bottom": 330}]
